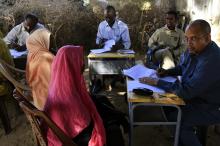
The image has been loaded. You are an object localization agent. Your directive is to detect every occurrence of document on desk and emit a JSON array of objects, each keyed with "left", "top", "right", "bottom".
[
  {"left": 117, "top": 49, "right": 135, "bottom": 54},
  {"left": 90, "top": 48, "right": 111, "bottom": 54},
  {"left": 9, "top": 49, "right": 27, "bottom": 58},
  {"left": 90, "top": 40, "right": 115, "bottom": 54},
  {"left": 123, "top": 64, "right": 176, "bottom": 83},
  {"left": 127, "top": 80, "right": 165, "bottom": 93}
]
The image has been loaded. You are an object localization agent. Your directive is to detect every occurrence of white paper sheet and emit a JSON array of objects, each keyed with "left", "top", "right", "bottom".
[
  {"left": 103, "top": 39, "right": 115, "bottom": 50},
  {"left": 123, "top": 64, "right": 176, "bottom": 83},
  {"left": 90, "top": 40, "right": 115, "bottom": 54},
  {"left": 117, "top": 49, "right": 135, "bottom": 54},
  {"left": 9, "top": 49, "right": 27, "bottom": 58},
  {"left": 90, "top": 48, "right": 111, "bottom": 54},
  {"left": 127, "top": 80, "right": 165, "bottom": 93}
]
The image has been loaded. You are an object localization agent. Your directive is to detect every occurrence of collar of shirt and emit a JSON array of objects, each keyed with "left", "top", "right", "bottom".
[
  {"left": 21, "top": 23, "right": 26, "bottom": 32},
  {"left": 20, "top": 23, "right": 44, "bottom": 34},
  {"left": 164, "top": 25, "right": 178, "bottom": 32},
  {"left": 104, "top": 19, "right": 119, "bottom": 29}
]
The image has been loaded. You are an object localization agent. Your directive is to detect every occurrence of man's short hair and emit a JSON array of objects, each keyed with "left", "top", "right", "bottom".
[
  {"left": 24, "top": 13, "right": 38, "bottom": 23},
  {"left": 189, "top": 19, "right": 211, "bottom": 34},
  {"left": 166, "top": 10, "right": 178, "bottom": 19},
  {"left": 106, "top": 5, "right": 116, "bottom": 13}
]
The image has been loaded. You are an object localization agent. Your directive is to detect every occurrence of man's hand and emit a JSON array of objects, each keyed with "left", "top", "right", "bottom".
[
  {"left": 11, "top": 42, "right": 26, "bottom": 51},
  {"left": 99, "top": 38, "right": 108, "bottom": 48},
  {"left": 11, "top": 42, "right": 20, "bottom": 49},
  {"left": 96, "top": 39, "right": 107, "bottom": 48},
  {"left": 139, "top": 77, "right": 159, "bottom": 86},
  {"left": 157, "top": 68, "right": 168, "bottom": 77},
  {"left": 111, "top": 41, "right": 124, "bottom": 52}
]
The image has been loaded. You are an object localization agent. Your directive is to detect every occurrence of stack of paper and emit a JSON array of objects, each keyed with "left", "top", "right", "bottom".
[
  {"left": 123, "top": 64, "right": 176, "bottom": 83},
  {"left": 9, "top": 49, "right": 27, "bottom": 58},
  {"left": 90, "top": 40, "right": 115, "bottom": 54},
  {"left": 123, "top": 64, "right": 176, "bottom": 93},
  {"left": 117, "top": 49, "right": 135, "bottom": 54}
]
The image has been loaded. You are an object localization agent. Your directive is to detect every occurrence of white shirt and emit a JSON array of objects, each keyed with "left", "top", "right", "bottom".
[
  {"left": 96, "top": 20, "right": 131, "bottom": 49},
  {"left": 3, "top": 22, "right": 44, "bottom": 46}
]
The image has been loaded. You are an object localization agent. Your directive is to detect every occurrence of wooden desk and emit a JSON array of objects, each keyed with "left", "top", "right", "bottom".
[
  {"left": 127, "top": 80, "right": 185, "bottom": 146},
  {"left": 88, "top": 53, "right": 135, "bottom": 82}
]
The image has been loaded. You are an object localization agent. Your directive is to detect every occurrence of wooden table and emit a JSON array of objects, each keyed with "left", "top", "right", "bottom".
[{"left": 127, "top": 79, "right": 185, "bottom": 146}]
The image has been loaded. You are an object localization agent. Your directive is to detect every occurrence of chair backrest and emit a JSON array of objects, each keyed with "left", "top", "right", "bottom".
[
  {"left": 14, "top": 90, "right": 77, "bottom": 146},
  {"left": 0, "top": 57, "right": 31, "bottom": 98},
  {"left": 0, "top": 58, "right": 27, "bottom": 86},
  {"left": 0, "top": 58, "right": 77, "bottom": 146}
]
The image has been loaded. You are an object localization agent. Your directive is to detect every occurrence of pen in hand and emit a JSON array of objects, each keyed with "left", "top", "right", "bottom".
[{"left": 157, "top": 64, "right": 167, "bottom": 77}]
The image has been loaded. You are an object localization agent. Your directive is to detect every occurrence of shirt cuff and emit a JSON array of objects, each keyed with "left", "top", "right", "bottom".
[
  {"left": 157, "top": 79, "right": 167, "bottom": 88},
  {"left": 157, "top": 79, "right": 173, "bottom": 92}
]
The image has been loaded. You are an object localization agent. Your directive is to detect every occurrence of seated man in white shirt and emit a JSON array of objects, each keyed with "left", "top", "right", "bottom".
[
  {"left": 96, "top": 5, "right": 131, "bottom": 51},
  {"left": 4, "top": 13, "right": 44, "bottom": 54},
  {"left": 3, "top": 13, "right": 44, "bottom": 69},
  {"left": 93, "top": 6, "right": 131, "bottom": 91}
]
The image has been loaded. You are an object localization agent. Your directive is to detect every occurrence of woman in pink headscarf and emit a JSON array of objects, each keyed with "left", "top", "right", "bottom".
[
  {"left": 26, "top": 28, "right": 54, "bottom": 110},
  {"left": 44, "top": 45, "right": 106, "bottom": 146}
]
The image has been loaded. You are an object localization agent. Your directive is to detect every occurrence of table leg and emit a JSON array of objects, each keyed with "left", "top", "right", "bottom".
[
  {"left": 174, "top": 105, "right": 182, "bottom": 146},
  {"left": 128, "top": 102, "right": 133, "bottom": 146}
]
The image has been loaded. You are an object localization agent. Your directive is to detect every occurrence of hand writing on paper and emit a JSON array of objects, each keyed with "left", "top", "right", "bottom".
[
  {"left": 139, "top": 77, "right": 159, "bottom": 86},
  {"left": 111, "top": 42, "right": 124, "bottom": 52},
  {"left": 157, "top": 68, "right": 168, "bottom": 77},
  {"left": 98, "top": 38, "right": 108, "bottom": 48}
]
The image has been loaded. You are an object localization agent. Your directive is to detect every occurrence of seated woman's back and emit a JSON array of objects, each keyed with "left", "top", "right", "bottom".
[
  {"left": 26, "top": 28, "right": 54, "bottom": 110},
  {"left": 44, "top": 45, "right": 106, "bottom": 146}
]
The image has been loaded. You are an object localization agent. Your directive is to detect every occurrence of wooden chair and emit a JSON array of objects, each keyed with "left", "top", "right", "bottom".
[
  {"left": 14, "top": 90, "right": 78, "bottom": 146},
  {"left": 0, "top": 58, "right": 77, "bottom": 146},
  {"left": 0, "top": 57, "right": 30, "bottom": 92},
  {"left": 0, "top": 85, "right": 12, "bottom": 134},
  {"left": 0, "top": 57, "right": 30, "bottom": 134}
]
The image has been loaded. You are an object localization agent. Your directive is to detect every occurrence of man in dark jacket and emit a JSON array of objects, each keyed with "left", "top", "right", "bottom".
[{"left": 140, "top": 19, "right": 220, "bottom": 146}]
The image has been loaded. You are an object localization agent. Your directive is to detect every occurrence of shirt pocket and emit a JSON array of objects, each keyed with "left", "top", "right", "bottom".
[{"left": 114, "top": 29, "right": 121, "bottom": 40}]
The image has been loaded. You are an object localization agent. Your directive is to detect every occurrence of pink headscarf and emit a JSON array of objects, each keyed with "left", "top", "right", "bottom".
[
  {"left": 26, "top": 28, "right": 54, "bottom": 110},
  {"left": 44, "top": 45, "right": 106, "bottom": 146}
]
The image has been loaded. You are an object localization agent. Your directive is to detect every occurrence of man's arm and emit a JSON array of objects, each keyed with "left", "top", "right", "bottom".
[
  {"left": 8, "top": 42, "right": 26, "bottom": 51},
  {"left": 121, "top": 26, "right": 131, "bottom": 49},
  {"left": 3, "top": 27, "right": 18, "bottom": 45},
  {"left": 96, "top": 23, "right": 103, "bottom": 46},
  {"left": 157, "top": 66, "right": 182, "bottom": 77},
  {"left": 173, "top": 31, "right": 187, "bottom": 57},
  {"left": 157, "top": 60, "right": 218, "bottom": 100},
  {"left": 148, "top": 30, "right": 159, "bottom": 49},
  {"left": 3, "top": 24, "right": 27, "bottom": 51}
]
